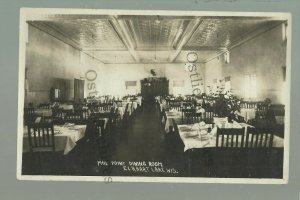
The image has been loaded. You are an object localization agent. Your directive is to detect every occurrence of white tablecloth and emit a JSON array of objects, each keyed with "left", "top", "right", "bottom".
[
  {"left": 59, "top": 104, "right": 74, "bottom": 110},
  {"left": 117, "top": 106, "right": 125, "bottom": 119},
  {"left": 240, "top": 108, "right": 256, "bottom": 122},
  {"left": 163, "top": 111, "right": 182, "bottom": 133},
  {"left": 159, "top": 101, "right": 168, "bottom": 112},
  {"left": 136, "top": 97, "right": 142, "bottom": 106},
  {"left": 35, "top": 109, "right": 53, "bottom": 117},
  {"left": 178, "top": 124, "right": 284, "bottom": 152},
  {"left": 126, "top": 102, "right": 138, "bottom": 116},
  {"left": 132, "top": 102, "right": 138, "bottom": 110},
  {"left": 23, "top": 125, "right": 86, "bottom": 155}
]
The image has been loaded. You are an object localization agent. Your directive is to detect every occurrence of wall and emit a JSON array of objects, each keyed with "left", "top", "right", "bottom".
[
  {"left": 25, "top": 23, "right": 206, "bottom": 104},
  {"left": 101, "top": 63, "right": 205, "bottom": 96},
  {"left": 165, "top": 63, "right": 205, "bottom": 96},
  {"left": 25, "top": 24, "right": 104, "bottom": 106},
  {"left": 205, "top": 23, "right": 287, "bottom": 104},
  {"left": 80, "top": 53, "right": 105, "bottom": 98}
]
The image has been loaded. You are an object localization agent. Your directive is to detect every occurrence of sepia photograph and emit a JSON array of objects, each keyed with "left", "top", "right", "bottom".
[{"left": 17, "top": 8, "right": 291, "bottom": 183}]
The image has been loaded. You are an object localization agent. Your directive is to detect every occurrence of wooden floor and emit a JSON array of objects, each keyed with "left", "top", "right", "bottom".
[{"left": 22, "top": 101, "right": 283, "bottom": 178}]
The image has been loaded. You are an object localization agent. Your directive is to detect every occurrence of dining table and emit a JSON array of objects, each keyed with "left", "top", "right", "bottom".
[
  {"left": 240, "top": 108, "right": 256, "bottom": 122},
  {"left": 59, "top": 104, "right": 74, "bottom": 111},
  {"left": 116, "top": 106, "right": 125, "bottom": 119},
  {"left": 23, "top": 124, "right": 86, "bottom": 155},
  {"left": 159, "top": 100, "right": 168, "bottom": 112},
  {"left": 136, "top": 96, "right": 142, "bottom": 106},
  {"left": 162, "top": 110, "right": 182, "bottom": 133},
  {"left": 177, "top": 123, "right": 284, "bottom": 152},
  {"left": 34, "top": 108, "right": 53, "bottom": 117},
  {"left": 126, "top": 102, "right": 137, "bottom": 116}
]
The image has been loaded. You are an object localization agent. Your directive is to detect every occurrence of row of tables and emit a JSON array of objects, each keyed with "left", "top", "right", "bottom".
[
  {"left": 177, "top": 123, "right": 284, "bottom": 152},
  {"left": 156, "top": 96, "right": 258, "bottom": 123},
  {"left": 161, "top": 109, "right": 284, "bottom": 152},
  {"left": 23, "top": 98, "right": 142, "bottom": 156}
]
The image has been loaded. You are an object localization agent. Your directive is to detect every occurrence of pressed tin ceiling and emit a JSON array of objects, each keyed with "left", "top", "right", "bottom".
[
  {"left": 125, "top": 18, "right": 183, "bottom": 50},
  {"left": 28, "top": 15, "right": 284, "bottom": 64}
]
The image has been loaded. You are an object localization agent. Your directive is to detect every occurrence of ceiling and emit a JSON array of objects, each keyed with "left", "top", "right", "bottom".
[{"left": 27, "top": 15, "right": 285, "bottom": 64}]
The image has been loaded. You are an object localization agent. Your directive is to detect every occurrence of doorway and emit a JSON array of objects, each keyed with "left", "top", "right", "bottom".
[{"left": 141, "top": 77, "right": 169, "bottom": 103}]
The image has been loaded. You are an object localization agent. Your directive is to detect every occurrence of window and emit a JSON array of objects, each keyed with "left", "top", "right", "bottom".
[
  {"left": 173, "top": 80, "right": 185, "bottom": 87},
  {"left": 244, "top": 74, "right": 257, "bottom": 99},
  {"left": 125, "top": 81, "right": 137, "bottom": 95}
]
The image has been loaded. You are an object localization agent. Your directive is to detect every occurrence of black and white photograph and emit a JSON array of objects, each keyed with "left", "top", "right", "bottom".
[{"left": 17, "top": 8, "right": 291, "bottom": 183}]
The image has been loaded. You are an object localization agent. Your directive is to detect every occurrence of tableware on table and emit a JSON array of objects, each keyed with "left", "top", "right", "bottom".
[
  {"left": 199, "top": 129, "right": 208, "bottom": 135},
  {"left": 199, "top": 121, "right": 206, "bottom": 127},
  {"left": 180, "top": 126, "right": 192, "bottom": 132},
  {"left": 64, "top": 123, "right": 75, "bottom": 127},
  {"left": 191, "top": 123, "right": 200, "bottom": 131},
  {"left": 54, "top": 130, "right": 62, "bottom": 135},
  {"left": 200, "top": 135, "right": 210, "bottom": 141},
  {"left": 184, "top": 131, "right": 199, "bottom": 138}
]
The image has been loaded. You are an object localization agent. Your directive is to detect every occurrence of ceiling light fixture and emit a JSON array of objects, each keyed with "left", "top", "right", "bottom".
[{"left": 224, "top": 50, "right": 230, "bottom": 64}]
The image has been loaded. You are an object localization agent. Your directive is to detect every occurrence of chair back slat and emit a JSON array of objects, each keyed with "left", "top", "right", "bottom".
[
  {"left": 245, "top": 128, "right": 274, "bottom": 148},
  {"left": 216, "top": 128, "right": 245, "bottom": 148},
  {"left": 64, "top": 112, "right": 84, "bottom": 124},
  {"left": 24, "top": 107, "right": 36, "bottom": 125},
  {"left": 182, "top": 108, "right": 196, "bottom": 124},
  {"left": 168, "top": 100, "right": 182, "bottom": 111},
  {"left": 38, "top": 103, "right": 51, "bottom": 109},
  {"left": 202, "top": 111, "right": 214, "bottom": 124},
  {"left": 27, "top": 122, "right": 55, "bottom": 152}
]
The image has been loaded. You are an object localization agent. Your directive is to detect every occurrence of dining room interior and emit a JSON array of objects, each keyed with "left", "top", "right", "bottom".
[{"left": 20, "top": 12, "right": 289, "bottom": 179}]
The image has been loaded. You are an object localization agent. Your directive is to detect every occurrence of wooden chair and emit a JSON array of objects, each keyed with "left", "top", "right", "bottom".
[
  {"left": 191, "top": 113, "right": 203, "bottom": 124},
  {"left": 27, "top": 122, "right": 55, "bottom": 152},
  {"left": 216, "top": 128, "right": 245, "bottom": 148},
  {"left": 38, "top": 103, "right": 51, "bottom": 109},
  {"left": 182, "top": 101, "right": 194, "bottom": 109},
  {"left": 202, "top": 111, "right": 214, "bottom": 124},
  {"left": 24, "top": 107, "right": 36, "bottom": 125},
  {"left": 169, "top": 100, "right": 182, "bottom": 111},
  {"left": 256, "top": 103, "right": 268, "bottom": 120},
  {"left": 82, "top": 110, "right": 90, "bottom": 123},
  {"left": 26, "top": 122, "right": 63, "bottom": 174},
  {"left": 182, "top": 108, "right": 196, "bottom": 124},
  {"left": 245, "top": 127, "right": 274, "bottom": 148},
  {"left": 214, "top": 127, "right": 246, "bottom": 177},
  {"left": 51, "top": 108, "right": 64, "bottom": 125},
  {"left": 84, "top": 118, "right": 105, "bottom": 138},
  {"left": 64, "top": 113, "right": 83, "bottom": 124},
  {"left": 97, "top": 103, "right": 113, "bottom": 112},
  {"left": 244, "top": 127, "right": 277, "bottom": 178}
]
